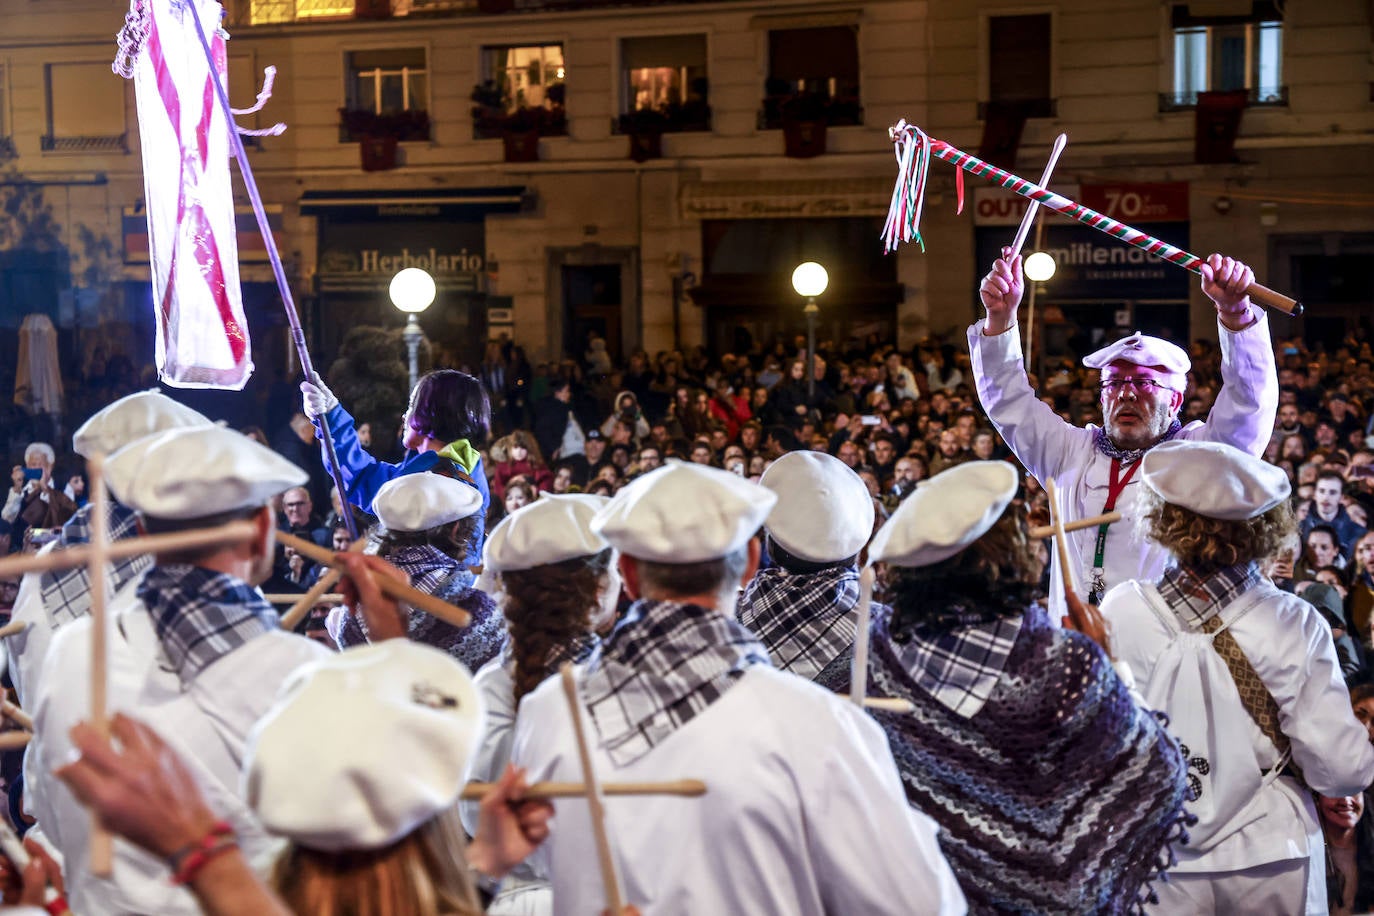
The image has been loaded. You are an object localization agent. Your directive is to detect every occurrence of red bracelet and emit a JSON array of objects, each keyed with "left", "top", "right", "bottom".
[
  {"left": 168, "top": 821, "right": 237, "bottom": 886},
  {"left": 44, "top": 895, "right": 71, "bottom": 916}
]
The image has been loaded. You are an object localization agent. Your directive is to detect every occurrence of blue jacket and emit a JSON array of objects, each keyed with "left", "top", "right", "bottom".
[{"left": 315, "top": 404, "right": 489, "bottom": 567}]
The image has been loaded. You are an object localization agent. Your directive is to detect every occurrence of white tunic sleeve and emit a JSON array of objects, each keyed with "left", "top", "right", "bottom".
[
  {"left": 966, "top": 322, "right": 1093, "bottom": 484},
  {"left": 1183, "top": 312, "right": 1278, "bottom": 457}
]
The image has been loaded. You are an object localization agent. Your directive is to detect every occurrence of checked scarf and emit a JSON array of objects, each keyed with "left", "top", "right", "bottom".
[
  {"left": 737, "top": 565, "right": 878, "bottom": 682},
  {"left": 1092, "top": 418, "right": 1183, "bottom": 463},
  {"left": 137, "top": 564, "right": 279, "bottom": 685},
  {"left": 39, "top": 502, "right": 148, "bottom": 629},
  {"left": 581, "top": 600, "right": 771, "bottom": 766},
  {"left": 889, "top": 613, "right": 1022, "bottom": 718},
  {"left": 1156, "top": 561, "right": 1263, "bottom": 629}
]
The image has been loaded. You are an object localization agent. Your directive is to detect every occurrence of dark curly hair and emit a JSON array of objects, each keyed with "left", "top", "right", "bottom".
[
  {"left": 376, "top": 513, "right": 481, "bottom": 563},
  {"left": 885, "top": 503, "right": 1042, "bottom": 638},
  {"left": 499, "top": 549, "right": 614, "bottom": 705},
  {"left": 1145, "top": 493, "right": 1294, "bottom": 575}
]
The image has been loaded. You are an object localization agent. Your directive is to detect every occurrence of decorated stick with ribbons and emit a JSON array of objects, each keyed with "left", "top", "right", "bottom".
[{"left": 883, "top": 121, "right": 1303, "bottom": 316}]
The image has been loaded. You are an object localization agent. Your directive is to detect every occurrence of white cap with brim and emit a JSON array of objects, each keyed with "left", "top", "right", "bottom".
[
  {"left": 243, "top": 641, "right": 484, "bottom": 852},
  {"left": 1141, "top": 439, "right": 1290, "bottom": 520},
  {"left": 105, "top": 425, "right": 308, "bottom": 520},
  {"left": 591, "top": 460, "right": 776, "bottom": 563},
  {"left": 484, "top": 493, "right": 610, "bottom": 572},
  {"left": 868, "top": 461, "right": 1018, "bottom": 568},
  {"left": 373, "top": 474, "right": 482, "bottom": 533},
  {"left": 1082, "top": 332, "right": 1191, "bottom": 388},
  {"left": 761, "top": 451, "right": 873, "bottom": 563},
  {"left": 72, "top": 390, "right": 214, "bottom": 459}
]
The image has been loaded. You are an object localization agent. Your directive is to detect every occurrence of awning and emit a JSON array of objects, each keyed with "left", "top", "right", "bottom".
[
  {"left": 299, "top": 186, "right": 529, "bottom": 218},
  {"left": 679, "top": 177, "right": 893, "bottom": 221}
]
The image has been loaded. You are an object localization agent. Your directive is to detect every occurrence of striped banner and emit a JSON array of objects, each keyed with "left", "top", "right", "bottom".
[{"left": 132, "top": 0, "right": 252, "bottom": 389}]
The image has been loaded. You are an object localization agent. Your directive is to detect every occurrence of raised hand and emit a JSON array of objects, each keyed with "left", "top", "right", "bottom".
[{"left": 978, "top": 247, "right": 1024, "bottom": 335}]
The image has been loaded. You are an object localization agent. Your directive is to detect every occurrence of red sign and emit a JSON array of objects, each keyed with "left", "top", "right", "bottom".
[{"left": 1080, "top": 182, "right": 1189, "bottom": 222}]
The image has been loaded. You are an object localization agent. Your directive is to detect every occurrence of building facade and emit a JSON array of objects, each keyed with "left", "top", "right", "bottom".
[{"left": 0, "top": 0, "right": 1370, "bottom": 388}]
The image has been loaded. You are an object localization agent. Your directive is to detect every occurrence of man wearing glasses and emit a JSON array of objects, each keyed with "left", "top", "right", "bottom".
[{"left": 968, "top": 248, "right": 1277, "bottom": 619}]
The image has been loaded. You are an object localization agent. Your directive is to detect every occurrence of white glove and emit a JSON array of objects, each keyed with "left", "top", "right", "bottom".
[{"left": 301, "top": 379, "right": 339, "bottom": 420}]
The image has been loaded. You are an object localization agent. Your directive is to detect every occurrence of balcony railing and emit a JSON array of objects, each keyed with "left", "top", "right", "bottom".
[
  {"left": 1159, "top": 86, "right": 1289, "bottom": 112},
  {"left": 228, "top": 0, "right": 752, "bottom": 27},
  {"left": 40, "top": 134, "right": 129, "bottom": 153}
]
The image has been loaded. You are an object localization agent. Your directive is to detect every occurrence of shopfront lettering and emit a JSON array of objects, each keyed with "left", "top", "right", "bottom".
[{"left": 358, "top": 248, "right": 484, "bottom": 275}]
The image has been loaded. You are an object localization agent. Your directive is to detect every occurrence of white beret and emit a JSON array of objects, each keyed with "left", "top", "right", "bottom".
[
  {"left": 760, "top": 451, "right": 874, "bottom": 563},
  {"left": 1141, "top": 439, "right": 1290, "bottom": 520},
  {"left": 591, "top": 460, "right": 776, "bottom": 563},
  {"left": 868, "top": 461, "right": 1018, "bottom": 568},
  {"left": 484, "top": 493, "right": 610, "bottom": 572},
  {"left": 373, "top": 474, "right": 482, "bottom": 532},
  {"left": 1082, "top": 331, "right": 1191, "bottom": 380},
  {"left": 72, "top": 390, "right": 213, "bottom": 459},
  {"left": 105, "top": 425, "right": 307, "bottom": 519},
  {"left": 244, "top": 640, "right": 484, "bottom": 852}
]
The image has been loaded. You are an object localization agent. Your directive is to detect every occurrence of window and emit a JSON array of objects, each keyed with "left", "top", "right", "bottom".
[
  {"left": 249, "top": 0, "right": 354, "bottom": 26},
  {"left": 341, "top": 48, "right": 429, "bottom": 142},
  {"left": 44, "top": 62, "right": 127, "bottom": 152},
  {"left": 1166, "top": 2, "right": 1284, "bottom": 109},
  {"left": 762, "top": 26, "right": 861, "bottom": 129},
  {"left": 983, "top": 13, "right": 1054, "bottom": 119},
  {"left": 618, "top": 34, "right": 709, "bottom": 132},
  {"left": 475, "top": 44, "right": 566, "bottom": 139}
]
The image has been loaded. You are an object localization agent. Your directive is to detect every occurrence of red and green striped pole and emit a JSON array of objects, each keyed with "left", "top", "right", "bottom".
[{"left": 887, "top": 123, "right": 1302, "bottom": 316}]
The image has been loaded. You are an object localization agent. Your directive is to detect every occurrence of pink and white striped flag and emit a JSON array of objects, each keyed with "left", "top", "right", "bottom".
[{"left": 131, "top": 0, "right": 252, "bottom": 389}]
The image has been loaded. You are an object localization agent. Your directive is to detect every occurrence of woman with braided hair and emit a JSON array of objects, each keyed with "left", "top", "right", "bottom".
[{"left": 461, "top": 494, "right": 621, "bottom": 915}]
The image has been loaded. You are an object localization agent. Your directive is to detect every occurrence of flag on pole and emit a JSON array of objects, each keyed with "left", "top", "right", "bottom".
[{"left": 129, "top": 0, "right": 253, "bottom": 389}]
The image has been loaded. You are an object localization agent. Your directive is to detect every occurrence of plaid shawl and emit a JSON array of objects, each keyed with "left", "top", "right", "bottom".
[
  {"left": 890, "top": 615, "right": 1022, "bottom": 718},
  {"left": 737, "top": 565, "right": 878, "bottom": 682},
  {"left": 1156, "top": 561, "right": 1262, "bottom": 628},
  {"left": 581, "top": 599, "right": 771, "bottom": 766},
  {"left": 137, "top": 564, "right": 279, "bottom": 684},
  {"left": 39, "top": 501, "right": 148, "bottom": 629}
]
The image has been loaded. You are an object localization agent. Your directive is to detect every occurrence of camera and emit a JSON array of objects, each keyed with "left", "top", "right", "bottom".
[{"left": 22, "top": 467, "right": 42, "bottom": 482}]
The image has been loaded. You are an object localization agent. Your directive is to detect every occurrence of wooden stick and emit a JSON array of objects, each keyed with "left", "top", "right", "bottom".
[
  {"left": 264, "top": 592, "right": 344, "bottom": 607},
  {"left": 1009, "top": 132, "right": 1066, "bottom": 257},
  {"left": 0, "top": 521, "right": 258, "bottom": 580},
  {"left": 1, "top": 700, "right": 32, "bottom": 732},
  {"left": 1027, "top": 511, "right": 1121, "bottom": 540},
  {"left": 279, "top": 536, "right": 365, "bottom": 631},
  {"left": 87, "top": 458, "right": 113, "bottom": 876},
  {"left": 861, "top": 697, "right": 916, "bottom": 714},
  {"left": 849, "top": 567, "right": 875, "bottom": 708},
  {"left": 559, "top": 663, "right": 624, "bottom": 914},
  {"left": 1044, "top": 479, "right": 1080, "bottom": 596},
  {"left": 0, "top": 620, "right": 27, "bottom": 640},
  {"left": 460, "top": 779, "right": 707, "bottom": 801},
  {"left": 0, "top": 732, "right": 31, "bottom": 751},
  {"left": 276, "top": 531, "right": 471, "bottom": 629}
]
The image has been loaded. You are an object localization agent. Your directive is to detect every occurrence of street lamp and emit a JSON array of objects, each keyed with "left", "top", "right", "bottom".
[
  {"left": 1024, "top": 251, "right": 1057, "bottom": 282},
  {"left": 791, "top": 261, "right": 828, "bottom": 399},
  {"left": 1022, "top": 252, "right": 1056, "bottom": 377},
  {"left": 389, "top": 267, "right": 437, "bottom": 394}
]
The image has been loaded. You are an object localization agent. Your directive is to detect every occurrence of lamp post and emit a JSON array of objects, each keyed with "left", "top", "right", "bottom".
[
  {"left": 791, "top": 261, "right": 829, "bottom": 399},
  {"left": 389, "top": 267, "right": 437, "bottom": 394},
  {"left": 1022, "top": 251, "right": 1056, "bottom": 377}
]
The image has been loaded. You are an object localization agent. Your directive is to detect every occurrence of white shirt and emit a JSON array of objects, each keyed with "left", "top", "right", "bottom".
[
  {"left": 513, "top": 665, "right": 966, "bottom": 916},
  {"left": 5, "top": 544, "right": 63, "bottom": 710},
  {"left": 966, "top": 314, "right": 1277, "bottom": 618},
  {"left": 28, "top": 580, "right": 327, "bottom": 915},
  {"left": 1102, "top": 577, "right": 1374, "bottom": 873}
]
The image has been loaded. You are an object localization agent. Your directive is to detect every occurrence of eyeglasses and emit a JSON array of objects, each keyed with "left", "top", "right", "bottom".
[
  {"left": 283, "top": 501, "right": 310, "bottom": 510},
  {"left": 1098, "top": 378, "right": 1175, "bottom": 396}
]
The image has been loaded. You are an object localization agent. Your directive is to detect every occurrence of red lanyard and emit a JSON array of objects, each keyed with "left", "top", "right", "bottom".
[{"left": 1088, "top": 458, "right": 1141, "bottom": 602}]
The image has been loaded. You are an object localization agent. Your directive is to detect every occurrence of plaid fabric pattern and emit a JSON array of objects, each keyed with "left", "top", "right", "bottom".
[
  {"left": 1156, "top": 561, "right": 1262, "bottom": 628},
  {"left": 891, "top": 615, "right": 1022, "bottom": 718},
  {"left": 1091, "top": 418, "right": 1183, "bottom": 462},
  {"left": 38, "top": 502, "right": 148, "bottom": 629},
  {"left": 738, "top": 566, "right": 882, "bottom": 682},
  {"left": 581, "top": 600, "right": 771, "bottom": 766},
  {"left": 137, "top": 564, "right": 280, "bottom": 684},
  {"left": 498, "top": 630, "right": 599, "bottom": 671}
]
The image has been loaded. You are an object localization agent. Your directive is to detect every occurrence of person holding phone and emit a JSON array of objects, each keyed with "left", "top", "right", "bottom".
[{"left": 2, "top": 443, "right": 77, "bottom": 553}]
